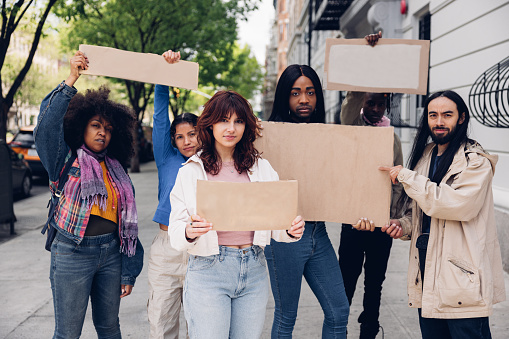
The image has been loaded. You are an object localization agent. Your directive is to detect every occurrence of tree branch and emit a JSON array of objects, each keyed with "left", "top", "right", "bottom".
[
  {"left": 1, "top": 1, "right": 8, "bottom": 40},
  {"left": 5, "top": 0, "right": 57, "bottom": 106},
  {"left": 13, "top": 0, "right": 33, "bottom": 31}
]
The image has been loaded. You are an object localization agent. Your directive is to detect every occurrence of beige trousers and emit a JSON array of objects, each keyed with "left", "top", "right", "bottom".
[{"left": 147, "top": 229, "right": 189, "bottom": 339}]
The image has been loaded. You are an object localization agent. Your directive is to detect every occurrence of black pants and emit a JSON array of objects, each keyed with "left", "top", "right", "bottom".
[{"left": 338, "top": 224, "right": 393, "bottom": 327}]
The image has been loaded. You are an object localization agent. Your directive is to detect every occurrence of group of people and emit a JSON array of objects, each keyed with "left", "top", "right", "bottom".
[{"left": 34, "top": 32, "right": 505, "bottom": 339}]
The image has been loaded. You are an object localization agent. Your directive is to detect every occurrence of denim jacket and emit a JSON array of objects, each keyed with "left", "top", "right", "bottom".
[{"left": 35, "top": 81, "right": 143, "bottom": 285}]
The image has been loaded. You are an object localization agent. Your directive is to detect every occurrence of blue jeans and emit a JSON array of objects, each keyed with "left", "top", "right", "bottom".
[
  {"left": 183, "top": 245, "right": 269, "bottom": 339},
  {"left": 418, "top": 309, "right": 491, "bottom": 339},
  {"left": 265, "top": 222, "right": 349, "bottom": 338},
  {"left": 50, "top": 232, "right": 122, "bottom": 339}
]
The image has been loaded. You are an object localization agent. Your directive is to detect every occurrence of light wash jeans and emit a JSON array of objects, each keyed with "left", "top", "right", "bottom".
[
  {"left": 50, "top": 232, "right": 122, "bottom": 339},
  {"left": 183, "top": 245, "right": 269, "bottom": 339}
]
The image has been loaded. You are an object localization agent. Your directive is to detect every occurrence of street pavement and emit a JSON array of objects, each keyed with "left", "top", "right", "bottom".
[{"left": 1, "top": 160, "right": 508, "bottom": 338}]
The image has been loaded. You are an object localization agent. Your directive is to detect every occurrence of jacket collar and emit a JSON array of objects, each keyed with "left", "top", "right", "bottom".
[
  {"left": 185, "top": 153, "right": 202, "bottom": 166},
  {"left": 421, "top": 140, "right": 497, "bottom": 181}
]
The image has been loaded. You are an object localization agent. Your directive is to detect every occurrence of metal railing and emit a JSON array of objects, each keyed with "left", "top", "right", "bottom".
[{"left": 469, "top": 56, "right": 509, "bottom": 128}]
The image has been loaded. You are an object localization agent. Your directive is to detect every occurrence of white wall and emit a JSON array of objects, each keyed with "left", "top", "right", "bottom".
[
  {"left": 427, "top": 0, "right": 509, "bottom": 200},
  {"left": 408, "top": 0, "right": 509, "bottom": 270},
  {"left": 334, "top": 0, "right": 509, "bottom": 269}
]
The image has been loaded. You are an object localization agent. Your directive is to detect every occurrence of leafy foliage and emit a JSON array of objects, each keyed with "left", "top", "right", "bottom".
[
  {"left": 0, "top": 0, "right": 59, "bottom": 140},
  {"left": 57, "top": 0, "right": 262, "bottom": 171},
  {"left": 58, "top": 0, "right": 260, "bottom": 120}
]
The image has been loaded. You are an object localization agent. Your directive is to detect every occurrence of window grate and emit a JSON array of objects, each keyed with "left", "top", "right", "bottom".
[
  {"left": 387, "top": 93, "right": 419, "bottom": 128},
  {"left": 469, "top": 56, "right": 509, "bottom": 128}
]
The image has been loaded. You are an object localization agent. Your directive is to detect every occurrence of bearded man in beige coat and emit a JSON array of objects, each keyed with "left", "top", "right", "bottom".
[{"left": 378, "top": 90, "right": 505, "bottom": 339}]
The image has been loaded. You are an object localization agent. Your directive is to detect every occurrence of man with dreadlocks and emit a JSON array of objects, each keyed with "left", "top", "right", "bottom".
[{"left": 379, "top": 90, "right": 505, "bottom": 339}]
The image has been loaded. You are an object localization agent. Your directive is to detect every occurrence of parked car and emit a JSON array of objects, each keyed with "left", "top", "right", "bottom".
[
  {"left": 9, "top": 125, "right": 46, "bottom": 176},
  {"left": 9, "top": 146, "right": 32, "bottom": 197}
]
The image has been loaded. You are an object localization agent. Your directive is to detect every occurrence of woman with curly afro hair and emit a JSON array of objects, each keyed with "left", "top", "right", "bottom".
[{"left": 34, "top": 51, "right": 144, "bottom": 339}]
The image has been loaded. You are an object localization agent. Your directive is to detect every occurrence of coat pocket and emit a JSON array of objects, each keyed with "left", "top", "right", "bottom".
[{"left": 437, "top": 257, "right": 485, "bottom": 309}]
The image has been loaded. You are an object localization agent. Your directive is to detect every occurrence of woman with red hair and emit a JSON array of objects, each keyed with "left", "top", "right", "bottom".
[{"left": 169, "top": 90, "right": 304, "bottom": 338}]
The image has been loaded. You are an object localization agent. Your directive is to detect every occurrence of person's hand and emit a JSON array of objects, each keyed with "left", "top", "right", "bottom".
[
  {"left": 365, "top": 31, "right": 382, "bottom": 47},
  {"left": 185, "top": 214, "right": 212, "bottom": 242},
  {"left": 65, "top": 51, "right": 88, "bottom": 87},
  {"left": 162, "top": 50, "right": 180, "bottom": 64},
  {"left": 381, "top": 220, "right": 403, "bottom": 239},
  {"left": 255, "top": 118, "right": 263, "bottom": 138},
  {"left": 353, "top": 218, "right": 376, "bottom": 232},
  {"left": 287, "top": 215, "right": 304, "bottom": 239},
  {"left": 379, "top": 165, "right": 403, "bottom": 184},
  {"left": 120, "top": 284, "right": 133, "bottom": 298}
]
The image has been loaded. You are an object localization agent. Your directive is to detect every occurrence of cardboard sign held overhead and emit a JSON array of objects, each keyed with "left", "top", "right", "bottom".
[
  {"left": 79, "top": 45, "right": 199, "bottom": 90},
  {"left": 196, "top": 180, "right": 298, "bottom": 231},
  {"left": 254, "top": 122, "right": 393, "bottom": 227},
  {"left": 324, "top": 38, "right": 430, "bottom": 94}
]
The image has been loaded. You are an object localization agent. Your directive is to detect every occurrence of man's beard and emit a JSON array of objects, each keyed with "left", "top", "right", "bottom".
[{"left": 430, "top": 124, "right": 458, "bottom": 145}]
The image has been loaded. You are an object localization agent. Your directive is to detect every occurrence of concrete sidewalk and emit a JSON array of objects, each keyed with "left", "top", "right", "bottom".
[{"left": 1, "top": 160, "right": 508, "bottom": 338}]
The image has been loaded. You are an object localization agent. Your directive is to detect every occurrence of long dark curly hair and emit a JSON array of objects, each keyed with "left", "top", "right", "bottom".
[
  {"left": 197, "top": 90, "right": 260, "bottom": 175},
  {"left": 63, "top": 86, "right": 136, "bottom": 167}
]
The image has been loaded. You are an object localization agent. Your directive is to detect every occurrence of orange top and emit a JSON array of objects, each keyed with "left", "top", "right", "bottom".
[{"left": 90, "top": 162, "right": 118, "bottom": 224}]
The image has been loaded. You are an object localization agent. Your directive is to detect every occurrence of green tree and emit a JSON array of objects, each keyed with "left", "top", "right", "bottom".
[
  {"left": 0, "top": 0, "right": 59, "bottom": 141},
  {"left": 58, "top": 0, "right": 259, "bottom": 172},
  {"left": 4, "top": 31, "right": 63, "bottom": 112},
  {"left": 168, "top": 43, "right": 263, "bottom": 117},
  {"left": 216, "top": 43, "right": 263, "bottom": 100}
]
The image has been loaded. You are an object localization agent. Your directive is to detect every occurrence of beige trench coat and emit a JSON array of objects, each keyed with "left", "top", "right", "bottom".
[{"left": 397, "top": 141, "right": 506, "bottom": 318}]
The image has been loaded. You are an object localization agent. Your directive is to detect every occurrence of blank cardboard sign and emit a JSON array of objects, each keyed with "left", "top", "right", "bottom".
[
  {"left": 79, "top": 45, "right": 199, "bottom": 90},
  {"left": 254, "top": 122, "right": 393, "bottom": 227},
  {"left": 196, "top": 180, "right": 298, "bottom": 231},
  {"left": 324, "top": 38, "right": 430, "bottom": 94}
]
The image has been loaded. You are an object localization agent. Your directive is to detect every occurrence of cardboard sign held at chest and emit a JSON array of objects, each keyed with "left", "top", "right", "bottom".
[
  {"left": 79, "top": 45, "right": 199, "bottom": 90},
  {"left": 196, "top": 180, "right": 298, "bottom": 231},
  {"left": 324, "top": 38, "right": 430, "bottom": 95},
  {"left": 254, "top": 122, "right": 393, "bottom": 227}
]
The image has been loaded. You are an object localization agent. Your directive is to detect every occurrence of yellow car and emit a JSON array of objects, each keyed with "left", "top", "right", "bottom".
[{"left": 9, "top": 125, "right": 46, "bottom": 176}]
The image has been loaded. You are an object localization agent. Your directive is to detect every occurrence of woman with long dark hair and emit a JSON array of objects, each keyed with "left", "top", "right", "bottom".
[
  {"left": 265, "top": 64, "right": 350, "bottom": 338},
  {"left": 168, "top": 90, "right": 304, "bottom": 338},
  {"left": 34, "top": 51, "right": 143, "bottom": 338}
]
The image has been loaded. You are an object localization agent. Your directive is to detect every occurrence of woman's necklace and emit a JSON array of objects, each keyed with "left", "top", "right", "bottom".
[{"left": 223, "top": 161, "right": 235, "bottom": 173}]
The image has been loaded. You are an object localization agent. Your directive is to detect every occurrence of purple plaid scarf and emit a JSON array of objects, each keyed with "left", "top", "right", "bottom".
[{"left": 77, "top": 145, "right": 138, "bottom": 256}]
